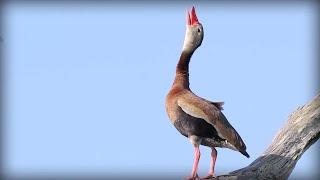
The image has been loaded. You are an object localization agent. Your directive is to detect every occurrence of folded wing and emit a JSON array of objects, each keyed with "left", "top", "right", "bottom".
[{"left": 177, "top": 92, "right": 248, "bottom": 156}]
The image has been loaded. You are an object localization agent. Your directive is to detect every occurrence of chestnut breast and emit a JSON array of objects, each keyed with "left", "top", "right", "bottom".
[{"left": 165, "top": 87, "right": 183, "bottom": 125}]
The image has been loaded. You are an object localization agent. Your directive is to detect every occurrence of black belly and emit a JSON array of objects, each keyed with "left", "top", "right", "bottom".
[{"left": 173, "top": 112, "right": 220, "bottom": 139}]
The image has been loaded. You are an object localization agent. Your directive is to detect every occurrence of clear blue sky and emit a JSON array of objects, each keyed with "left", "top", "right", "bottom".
[{"left": 3, "top": 1, "right": 319, "bottom": 179}]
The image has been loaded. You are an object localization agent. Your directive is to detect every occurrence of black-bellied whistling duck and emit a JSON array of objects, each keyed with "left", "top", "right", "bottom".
[{"left": 165, "top": 7, "right": 249, "bottom": 180}]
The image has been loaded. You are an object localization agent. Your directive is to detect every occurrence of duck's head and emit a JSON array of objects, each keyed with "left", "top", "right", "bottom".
[{"left": 182, "top": 6, "right": 204, "bottom": 52}]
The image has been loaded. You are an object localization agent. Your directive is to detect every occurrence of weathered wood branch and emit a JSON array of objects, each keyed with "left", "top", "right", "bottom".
[{"left": 213, "top": 93, "right": 320, "bottom": 180}]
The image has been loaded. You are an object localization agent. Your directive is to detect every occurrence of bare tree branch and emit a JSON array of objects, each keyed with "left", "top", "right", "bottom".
[{"left": 213, "top": 93, "right": 320, "bottom": 180}]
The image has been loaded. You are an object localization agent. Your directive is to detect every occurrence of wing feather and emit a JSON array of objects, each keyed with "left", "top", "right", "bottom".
[{"left": 177, "top": 92, "right": 247, "bottom": 152}]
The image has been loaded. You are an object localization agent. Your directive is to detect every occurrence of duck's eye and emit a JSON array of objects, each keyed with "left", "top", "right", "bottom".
[{"left": 197, "top": 28, "right": 201, "bottom": 33}]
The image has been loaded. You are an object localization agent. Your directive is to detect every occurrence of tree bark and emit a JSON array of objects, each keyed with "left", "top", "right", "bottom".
[{"left": 213, "top": 93, "right": 320, "bottom": 180}]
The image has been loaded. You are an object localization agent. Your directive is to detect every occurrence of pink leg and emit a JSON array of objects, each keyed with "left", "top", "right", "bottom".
[
  {"left": 186, "top": 146, "right": 200, "bottom": 180},
  {"left": 202, "top": 148, "right": 217, "bottom": 179}
]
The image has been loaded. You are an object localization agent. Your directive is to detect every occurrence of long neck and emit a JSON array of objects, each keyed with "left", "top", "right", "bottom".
[{"left": 173, "top": 50, "right": 194, "bottom": 89}]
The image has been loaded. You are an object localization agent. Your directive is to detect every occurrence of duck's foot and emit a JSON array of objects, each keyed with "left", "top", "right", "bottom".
[
  {"left": 185, "top": 174, "right": 200, "bottom": 180},
  {"left": 201, "top": 174, "right": 214, "bottom": 179}
]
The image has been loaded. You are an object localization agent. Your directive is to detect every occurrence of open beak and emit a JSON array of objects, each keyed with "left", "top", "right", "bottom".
[{"left": 186, "top": 6, "right": 199, "bottom": 26}]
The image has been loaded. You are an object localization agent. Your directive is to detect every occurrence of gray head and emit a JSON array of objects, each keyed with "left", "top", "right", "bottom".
[{"left": 182, "top": 7, "right": 204, "bottom": 52}]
